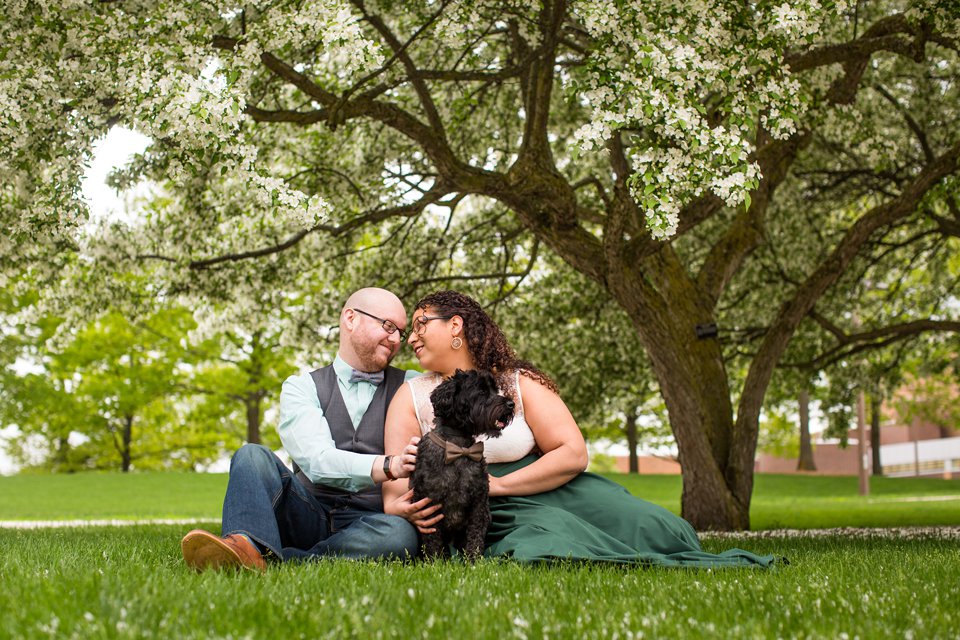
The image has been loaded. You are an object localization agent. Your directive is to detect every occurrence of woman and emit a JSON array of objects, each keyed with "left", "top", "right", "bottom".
[{"left": 383, "top": 290, "right": 776, "bottom": 567}]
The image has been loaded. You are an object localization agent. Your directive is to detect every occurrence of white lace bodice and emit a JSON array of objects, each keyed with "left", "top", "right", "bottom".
[{"left": 407, "top": 371, "right": 536, "bottom": 463}]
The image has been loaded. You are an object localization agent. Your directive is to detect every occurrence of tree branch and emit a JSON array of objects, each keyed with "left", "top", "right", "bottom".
[
  {"left": 135, "top": 182, "right": 453, "bottom": 269},
  {"left": 733, "top": 139, "right": 960, "bottom": 478},
  {"left": 603, "top": 133, "right": 635, "bottom": 262},
  {"left": 572, "top": 175, "right": 611, "bottom": 210},
  {"left": 244, "top": 106, "right": 326, "bottom": 125},
  {"left": 696, "top": 132, "right": 812, "bottom": 306},
  {"left": 873, "top": 83, "right": 934, "bottom": 163},
  {"left": 926, "top": 196, "right": 960, "bottom": 238},
  {"left": 515, "top": 0, "right": 565, "bottom": 164},
  {"left": 785, "top": 14, "right": 931, "bottom": 73},
  {"left": 407, "top": 239, "right": 540, "bottom": 288},
  {"left": 215, "top": 35, "right": 472, "bottom": 180},
  {"left": 351, "top": 0, "right": 447, "bottom": 136},
  {"left": 809, "top": 308, "right": 850, "bottom": 341},
  {"left": 784, "top": 319, "right": 960, "bottom": 370}
]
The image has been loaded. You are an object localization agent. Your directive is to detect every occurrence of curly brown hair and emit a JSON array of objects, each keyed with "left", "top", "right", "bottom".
[{"left": 415, "top": 290, "right": 559, "bottom": 394}]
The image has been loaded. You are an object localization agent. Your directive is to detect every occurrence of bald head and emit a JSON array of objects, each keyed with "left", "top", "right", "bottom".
[
  {"left": 338, "top": 288, "right": 407, "bottom": 372},
  {"left": 342, "top": 288, "right": 404, "bottom": 319}
]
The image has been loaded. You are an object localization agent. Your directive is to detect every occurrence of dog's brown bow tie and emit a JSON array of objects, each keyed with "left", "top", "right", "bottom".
[{"left": 426, "top": 431, "right": 485, "bottom": 463}]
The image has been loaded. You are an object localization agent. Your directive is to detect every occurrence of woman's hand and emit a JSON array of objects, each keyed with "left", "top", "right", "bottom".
[
  {"left": 487, "top": 373, "right": 588, "bottom": 497},
  {"left": 386, "top": 488, "right": 444, "bottom": 534},
  {"left": 487, "top": 474, "right": 506, "bottom": 498}
]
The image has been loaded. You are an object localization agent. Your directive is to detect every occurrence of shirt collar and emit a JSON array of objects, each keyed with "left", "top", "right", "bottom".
[{"left": 332, "top": 354, "right": 355, "bottom": 385}]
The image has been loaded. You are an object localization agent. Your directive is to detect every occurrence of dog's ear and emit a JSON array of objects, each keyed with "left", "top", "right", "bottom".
[
  {"left": 476, "top": 370, "right": 497, "bottom": 392},
  {"left": 429, "top": 375, "right": 460, "bottom": 420}
]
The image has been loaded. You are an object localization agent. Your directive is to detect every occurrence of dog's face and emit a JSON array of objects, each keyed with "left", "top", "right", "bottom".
[{"left": 430, "top": 369, "right": 515, "bottom": 438}]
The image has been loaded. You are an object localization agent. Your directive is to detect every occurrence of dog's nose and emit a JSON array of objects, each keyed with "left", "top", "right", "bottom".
[{"left": 505, "top": 399, "right": 515, "bottom": 412}]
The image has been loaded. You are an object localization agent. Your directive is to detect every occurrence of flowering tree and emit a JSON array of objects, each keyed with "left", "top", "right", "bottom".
[{"left": 4, "top": 0, "right": 959, "bottom": 528}]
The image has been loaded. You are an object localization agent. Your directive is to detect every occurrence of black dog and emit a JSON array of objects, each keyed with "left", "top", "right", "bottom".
[{"left": 410, "top": 369, "right": 515, "bottom": 561}]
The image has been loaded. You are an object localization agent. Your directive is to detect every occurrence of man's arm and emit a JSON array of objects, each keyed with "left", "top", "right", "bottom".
[{"left": 277, "top": 372, "right": 379, "bottom": 492}]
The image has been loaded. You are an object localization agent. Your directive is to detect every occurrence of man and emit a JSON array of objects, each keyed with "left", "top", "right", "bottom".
[{"left": 181, "top": 287, "right": 431, "bottom": 571}]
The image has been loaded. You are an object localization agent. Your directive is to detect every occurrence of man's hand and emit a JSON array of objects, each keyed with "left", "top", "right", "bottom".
[
  {"left": 391, "top": 436, "right": 420, "bottom": 480},
  {"left": 386, "top": 488, "right": 443, "bottom": 534}
]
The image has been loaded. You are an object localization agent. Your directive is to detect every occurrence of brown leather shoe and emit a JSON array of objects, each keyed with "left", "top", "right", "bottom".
[{"left": 181, "top": 529, "right": 267, "bottom": 573}]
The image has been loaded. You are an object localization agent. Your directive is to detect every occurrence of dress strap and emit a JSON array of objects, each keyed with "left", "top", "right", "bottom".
[
  {"left": 408, "top": 373, "right": 442, "bottom": 434},
  {"left": 409, "top": 381, "right": 424, "bottom": 432},
  {"left": 513, "top": 370, "right": 526, "bottom": 417}
]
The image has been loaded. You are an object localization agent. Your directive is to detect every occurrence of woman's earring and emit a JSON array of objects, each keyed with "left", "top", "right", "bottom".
[{"left": 451, "top": 337, "right": 463, "bottom": 350}]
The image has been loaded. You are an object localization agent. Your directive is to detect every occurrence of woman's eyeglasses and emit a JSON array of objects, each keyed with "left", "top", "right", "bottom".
[{"left": 412, "top": 314, "right": 453, "bottom": 336}]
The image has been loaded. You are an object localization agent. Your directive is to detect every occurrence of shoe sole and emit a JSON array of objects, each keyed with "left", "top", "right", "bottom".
[{"left": 181, "top": 530, "right": 263, "bottom": 572}]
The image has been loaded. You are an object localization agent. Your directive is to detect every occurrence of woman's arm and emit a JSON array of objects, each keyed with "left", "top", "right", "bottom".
[
  {"left": 383, "top": 382, "right": 443, "bottom": 532},
  {"left": 487, "top": 373, "right": 589, "bottom": 497}
]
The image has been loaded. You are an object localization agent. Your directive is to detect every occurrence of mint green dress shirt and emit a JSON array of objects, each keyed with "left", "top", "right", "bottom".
[{"left": 278, "top": 354, "right": 418, "bottom": 492}]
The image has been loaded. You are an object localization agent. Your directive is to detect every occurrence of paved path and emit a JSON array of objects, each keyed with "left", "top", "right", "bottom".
[
  {"left": 0, "top": 518, "right": 216, "bottom": 529},
  {"left": 2, "top": 519, "right": 958, "bottom": 539},
  {"left": 703, "top": 525, "right": 960, "bottom": 539}
]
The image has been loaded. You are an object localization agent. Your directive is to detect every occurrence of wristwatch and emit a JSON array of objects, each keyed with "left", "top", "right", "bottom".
[{"left": 383, "top": 455, "right": 396, "bottom": 481}]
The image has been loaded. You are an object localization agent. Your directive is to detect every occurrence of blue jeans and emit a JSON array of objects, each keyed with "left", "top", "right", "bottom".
[{"left": 220, "top": 444, "right": 419, "bottom": 561}]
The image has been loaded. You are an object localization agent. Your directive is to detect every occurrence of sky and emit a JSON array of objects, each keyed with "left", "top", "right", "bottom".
[{"left": 81, "top": 127, "right": 152, "bottom": 220}]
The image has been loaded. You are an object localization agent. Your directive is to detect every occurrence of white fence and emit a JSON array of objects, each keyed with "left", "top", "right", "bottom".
[{"left": 880, "top": 436, "right": 960, "bottom": 478}]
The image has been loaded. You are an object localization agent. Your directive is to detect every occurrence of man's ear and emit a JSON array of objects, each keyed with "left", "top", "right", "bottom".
[{"left": 341, "top": 308, "right": 357, "bottom": 331}]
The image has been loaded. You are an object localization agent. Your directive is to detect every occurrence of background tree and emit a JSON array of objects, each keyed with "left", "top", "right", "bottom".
[
  {"left": 183, "top": 325, "right": 296, "bottom": 448},
  {"left": 0, "top": 307, "right": 209, "bottom": 472},
  {"left": 891, "top": 353, "right": 960, "bottom": 437}
]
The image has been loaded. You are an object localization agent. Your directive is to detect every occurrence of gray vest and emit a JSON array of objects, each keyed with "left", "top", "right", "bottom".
[{"left": 293, "top": 364, "right": 406, "bottom": 512}]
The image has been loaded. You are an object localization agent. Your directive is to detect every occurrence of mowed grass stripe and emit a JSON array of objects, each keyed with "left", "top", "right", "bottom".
[{"left": 1, "top": 471, "right": 959, "bottom": 529}]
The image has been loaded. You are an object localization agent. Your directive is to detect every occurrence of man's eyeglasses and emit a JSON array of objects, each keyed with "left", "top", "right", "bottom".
[
  {"left": 412, "top": 313, "right": 453, "bottom": 336},
  {"left": 352, "top": 308, "right": 407, "bottom": 341}
]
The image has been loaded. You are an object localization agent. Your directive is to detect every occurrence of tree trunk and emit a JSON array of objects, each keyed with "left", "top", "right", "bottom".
[
  {"left": 797, "top": 388, "right": 817, "bottom": 471},
  {"left": 245, "top": 394, "right": 262, "bottom": 445},
  {"left": 613, "top": 271, "right": 750, "bottom": 531},
  {"left": 624, "top": 405, "right": 639, "bottom": 474},
  {"left": 911, "top": 417, "right": 921, "bottom": 476},
  {"left": 871, "top": 395, "right": 883, "bottom": 476},
  {"left": 657, "top": 355, "right": 747, "bottom": 531},
  {"left": 243, "top": 332, "right": 264, "bottom": 445},
  {"left": 53, "top": 436, "right": 70, "bottom": 471},
  {"left": 857, "top": 391, "right": 870, "bottom": 495},
  {"left": 121, "top": 414, "right": 133, "bottom": 473}
]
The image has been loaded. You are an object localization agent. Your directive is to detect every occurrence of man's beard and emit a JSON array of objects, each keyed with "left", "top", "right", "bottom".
[{"left": 352, "top": 337, "right": 395, "bottom": 371}]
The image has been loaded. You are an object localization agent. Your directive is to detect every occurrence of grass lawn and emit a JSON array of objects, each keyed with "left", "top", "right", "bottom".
[
  {"left": 2, "top": 472, "right": 959, "bottom": 638},
  {"left": 1, "top": 526, "right": 958, "bottom": 638},
  {"left": 2, "top": 471, "right": 959, "bottom": 529},
  {"left": 0, "top": 472, "right": 228, "bottom": 521}
]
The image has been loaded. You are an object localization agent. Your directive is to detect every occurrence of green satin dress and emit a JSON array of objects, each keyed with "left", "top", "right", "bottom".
[{"left": 485, "top": 456, "right": 778, "bottom": 568}]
